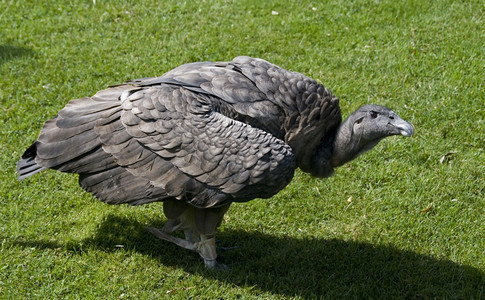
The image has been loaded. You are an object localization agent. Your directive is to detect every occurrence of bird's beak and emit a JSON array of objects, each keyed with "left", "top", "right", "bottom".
[{"left": 389, "top": 114, "right": 414, "bottom": 137}]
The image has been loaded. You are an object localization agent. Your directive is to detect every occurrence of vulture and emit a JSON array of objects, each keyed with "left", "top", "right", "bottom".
[{"left": 17, "top": 56, "right": 414, "bottom": 268}]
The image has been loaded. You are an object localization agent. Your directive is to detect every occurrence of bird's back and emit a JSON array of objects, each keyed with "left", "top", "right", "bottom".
[{"left": 130, "top": 56, "right": 342, "bottom": 151}]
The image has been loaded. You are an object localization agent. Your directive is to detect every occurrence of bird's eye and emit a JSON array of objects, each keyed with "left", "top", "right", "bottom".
[{"left": 370, "top": 111, "right": 378, "bottom": 119}]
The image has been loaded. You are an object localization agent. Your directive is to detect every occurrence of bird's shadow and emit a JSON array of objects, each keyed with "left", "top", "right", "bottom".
[
  {"left": 0, "top": 45, "right": 34, "bottom": 64},
  {"left": 12, "top": 215, "right": 484, "bottom": 298}
]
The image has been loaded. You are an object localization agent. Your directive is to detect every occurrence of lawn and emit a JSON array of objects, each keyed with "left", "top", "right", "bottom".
[{"left": 1, "top": 0, "right": 484, "bottom": 298}]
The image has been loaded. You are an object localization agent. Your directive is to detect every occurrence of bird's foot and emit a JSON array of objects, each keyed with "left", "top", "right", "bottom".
[
  {"left": 146, "top": 226, "right": 226, "bottom": 269},
  {"left": 146, "top": 226, "right": 196, "bottom": 250}
]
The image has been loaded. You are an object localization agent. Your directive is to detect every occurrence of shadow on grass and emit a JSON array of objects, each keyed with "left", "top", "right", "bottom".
[
  {"left": 0, "top": 45, "right": 34, "bottom": 64},
  {"left": 12, "top": 215, "right": 484, "bottom": 298}
]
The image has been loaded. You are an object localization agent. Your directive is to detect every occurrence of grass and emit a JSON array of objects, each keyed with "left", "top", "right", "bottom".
[{"left": 1, "top": 0, "right": 484, "bottom": 298}]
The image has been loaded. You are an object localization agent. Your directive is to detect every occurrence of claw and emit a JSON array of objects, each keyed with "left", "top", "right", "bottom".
[
  {"left": 217, "top": 245, "right": 241, "bottom": 252},
  {"left": 206, "top": 259, "right": 230, "bottom": 270}
]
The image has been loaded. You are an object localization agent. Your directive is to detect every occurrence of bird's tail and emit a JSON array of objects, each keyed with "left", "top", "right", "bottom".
[{"left": 17, "top": 142, "right": 47, "bottom": 180}]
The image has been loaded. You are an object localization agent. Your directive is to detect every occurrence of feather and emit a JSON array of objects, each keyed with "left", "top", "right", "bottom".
[{"left": 79, "top": 166, "right": 169, "bottom": 205}]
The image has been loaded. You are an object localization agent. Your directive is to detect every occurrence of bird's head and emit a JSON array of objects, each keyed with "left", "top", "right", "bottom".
[
  {"left": 330, "top": 104, "right": 414, "bottom": 167},
  {"left": 352, "top": 104, "right": 414, "bottom": 140}
]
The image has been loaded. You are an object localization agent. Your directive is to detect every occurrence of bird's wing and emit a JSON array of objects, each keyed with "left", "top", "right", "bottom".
[
  {"left": 95, "top": 84, "right": 295, "bottom": 208},
  {"left": 21, "top": 85, "right": 169, "bottom": 205},
  {"left": 126, "top": 57, "right": 341, "bottom": 176},
  {"left": 27, "top": 85, "right": 130, "bottom": 174},
  {"left": 127, "top": 61, "right": 286, "bottom": 140}
]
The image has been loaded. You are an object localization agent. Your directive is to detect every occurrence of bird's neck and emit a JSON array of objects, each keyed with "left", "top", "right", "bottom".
[
  {"left": 329, "top": 116, "right": 383, "bottom": 168},
  {"left": 302, "top": 115, "right": 362, "bottom": 178},
  {"left": 306, "top": 118, "right": 358, "bottom": 178},
  {"left": 329, "top": 119, "right": 359, "bottom": 168}
]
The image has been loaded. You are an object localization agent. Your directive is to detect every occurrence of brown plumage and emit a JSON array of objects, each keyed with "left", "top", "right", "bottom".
[{"left": 17, "top": 56, "right": 414, "bottom": 268}]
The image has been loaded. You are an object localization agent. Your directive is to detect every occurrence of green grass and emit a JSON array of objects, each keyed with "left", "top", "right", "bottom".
[{"left": 1, "top": 0, "right": 484, "bottom": 298}]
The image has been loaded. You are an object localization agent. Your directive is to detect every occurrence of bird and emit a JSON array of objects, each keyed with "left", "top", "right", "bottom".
[{"left": 17, "top": 56, "right": 414, "bottom": 268}]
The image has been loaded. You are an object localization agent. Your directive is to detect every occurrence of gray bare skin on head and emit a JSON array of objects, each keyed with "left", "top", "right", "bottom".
[
  {"left": 329, "top": 104, "right": 414, "bottom": 168},
  {"left": 17, "top": 56, "right": 414, "bottom": 268}
]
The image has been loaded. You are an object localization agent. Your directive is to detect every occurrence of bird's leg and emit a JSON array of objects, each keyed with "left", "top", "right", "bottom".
[
  {"left": 160, "top": 218, "right": 183, "bottom": 233},
  {"left": 146, "top": 205, "right": 200, "bottom": 252},
  {"left": 194, "top": 234, "right": 218, "bottom": 268},
  {"left": 183, "top": 229, "right": 200, "bottom": 243},
  {"left": 147, "top": 201, "right": 231, "bottom": 269},
  {"left": 158, "top": 218, "right": 200, "bottom": 244}
]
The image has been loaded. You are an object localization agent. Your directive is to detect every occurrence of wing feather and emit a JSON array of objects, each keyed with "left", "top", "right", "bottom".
[
  {"left": 99, "top": 84, "right": 296, "bottom": 207},
  {"left": 79, "top": 166, "right": 169, "bottom": 205}
]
